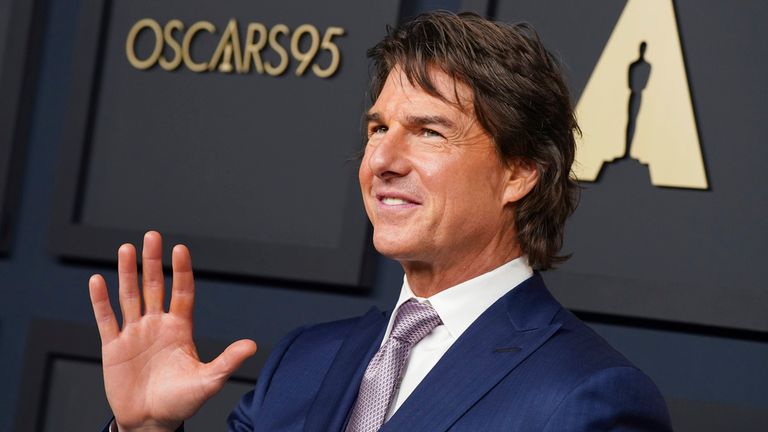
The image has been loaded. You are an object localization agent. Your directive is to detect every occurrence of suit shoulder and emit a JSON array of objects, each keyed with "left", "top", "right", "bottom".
[
  {"left": 289, "top": 311, "right": 380, "bottom": 347},
  {"left": 549, "top": 307, "right": 636, "bottom": 370},
  {"left": 525, "top": 307, "right": 652, "bottom": 399},
  {"left": 527, "top": 309, "right": 671, "bottom": 428},
  {"left": 541, "top": 365, "right": 672, "bottom": 431},
  {"left": 273, "top": 307, "right": 386, "bottom": 365}
]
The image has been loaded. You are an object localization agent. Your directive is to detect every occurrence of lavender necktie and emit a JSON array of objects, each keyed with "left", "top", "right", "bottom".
[{"left": 345, "top": 299, "right": 442, "bottom": 432}]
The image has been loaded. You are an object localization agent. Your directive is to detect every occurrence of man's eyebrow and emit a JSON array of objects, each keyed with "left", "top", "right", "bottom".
[
  {"left": 364, "top": 112, "right": 381, "bottom": 123},
  {"left": 404, "top": 114, "right": 456, "bottom": 130},
  {"left": 363, "top": 112, "right": 457, "bottom": 130}
]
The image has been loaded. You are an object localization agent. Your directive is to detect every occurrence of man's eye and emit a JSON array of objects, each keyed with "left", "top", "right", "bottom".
[
  {"left": 370, "top": 126, "right": 388, "bottom": 136},
  {"left": 421, "top": 128, "right": 443, "bottom": 138}
]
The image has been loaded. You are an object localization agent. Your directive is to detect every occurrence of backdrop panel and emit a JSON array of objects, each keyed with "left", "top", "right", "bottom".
[
  {"left": 51, "top": 0, "right": 401, "bottom": 287},
  {"left": 0, "top": 0, "right": 43, "bottom": 253},
  {"left": 496, "top": 0, "right": 768, "bottom": 332}
]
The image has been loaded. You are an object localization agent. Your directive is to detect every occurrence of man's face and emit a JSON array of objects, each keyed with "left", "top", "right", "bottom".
[{"left": 359, "top": 67, "right": 518, "bottom": 268}]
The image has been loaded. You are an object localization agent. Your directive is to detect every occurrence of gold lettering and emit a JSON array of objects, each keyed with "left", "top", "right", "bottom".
[
  {"left": 125, "top": 18, "right": 163, "bottom": 70},
  {"left": 290, "top": 24, "right": 320, "bottom": 76},
  {"left": 159, "top": 19, "right": 184, "bottom": 71},
  {"left": 220, "top": 45, "right": 235, "bottom": 73},
  {"left": 313, "top": 26, "right": 344, "bottom": 78},
  {"left": 182, "top": 21, "right": 215, "bottom": 73},
  {"left": 209, "top": 18, "right": 244, "bottom": 73},
  {"left": 127, "top": 19, "right": 344, "bottom": 78},
  {"left": 265, "top": 24, "right": 289, "bottom": 76},
  {"left": 243, "top": 23, "right": 267, "bottom": 74}
]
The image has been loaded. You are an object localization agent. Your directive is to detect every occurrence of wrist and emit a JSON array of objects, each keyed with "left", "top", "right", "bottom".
[{"left": 114, "top": 420, "right": 181, "bottom": 432}]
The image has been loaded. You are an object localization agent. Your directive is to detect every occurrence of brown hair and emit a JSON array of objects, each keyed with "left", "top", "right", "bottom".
[{"left": 367, "top": 11, "right": 580, "bottom": 270}]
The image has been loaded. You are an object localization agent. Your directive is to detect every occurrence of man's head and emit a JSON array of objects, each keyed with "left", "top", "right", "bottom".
[{"left": 361, "top": 11, "right": 579, "bottom": 271}]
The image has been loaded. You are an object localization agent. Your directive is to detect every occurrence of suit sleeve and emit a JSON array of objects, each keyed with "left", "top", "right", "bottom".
[
  {"left": 542, "top": 366, "right": 672, "bottom": 432},
  {"left": 227, "top": 326, "right": 307, "bottom": 432}
]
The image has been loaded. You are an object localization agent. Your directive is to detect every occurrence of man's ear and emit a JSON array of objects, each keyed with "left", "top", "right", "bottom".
[{"left": 503, "top": 158, "right": 539, "bottom": 204}]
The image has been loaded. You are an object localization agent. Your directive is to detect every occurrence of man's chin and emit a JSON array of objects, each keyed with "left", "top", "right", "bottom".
[{"left": 371, "top": 236, "right": 419, "bottom": 261}]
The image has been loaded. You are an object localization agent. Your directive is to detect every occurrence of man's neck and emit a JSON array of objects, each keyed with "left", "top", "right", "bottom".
[{"left": 401, "top": 248, "right": 523, "bottom": 297}]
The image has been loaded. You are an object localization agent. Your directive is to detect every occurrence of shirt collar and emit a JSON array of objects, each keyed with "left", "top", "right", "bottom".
[{"left": 383, "top": 256, "right": 534, "bottom": 344}]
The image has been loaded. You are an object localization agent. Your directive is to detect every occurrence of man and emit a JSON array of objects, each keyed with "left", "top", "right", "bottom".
[{"left": 90, "top": 12, "right": 672, "bottom": 431}]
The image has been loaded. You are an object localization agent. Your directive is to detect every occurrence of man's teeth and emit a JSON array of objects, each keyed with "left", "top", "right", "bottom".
[{"left": 382, "top": 197, "right": 410, "bottom": 205}]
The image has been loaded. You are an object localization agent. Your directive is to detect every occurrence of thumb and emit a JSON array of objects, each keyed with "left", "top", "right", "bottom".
[{"left": 206, "top": 339, "right": 258, "bottom": 382}]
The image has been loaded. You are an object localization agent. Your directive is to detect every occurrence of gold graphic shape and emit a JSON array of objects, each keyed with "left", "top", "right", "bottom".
[{"left": 574, "top": 0, "right": 708, "bottom": 189}]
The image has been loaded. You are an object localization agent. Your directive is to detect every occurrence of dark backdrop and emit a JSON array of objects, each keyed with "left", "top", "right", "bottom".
[
  {"left": 0, "top": 0, "right": 766, "bottom": 431},
  {"left": 497, "top": 0, "right": 768, "bottom": 334}
]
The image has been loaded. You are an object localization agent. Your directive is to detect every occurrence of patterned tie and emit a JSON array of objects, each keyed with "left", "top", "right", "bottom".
[{"left": 345, "top": 299, "right": 442, "bottom": 432}]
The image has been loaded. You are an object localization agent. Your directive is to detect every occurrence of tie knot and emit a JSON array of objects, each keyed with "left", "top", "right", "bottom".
[{"left": 390, "top": 299, "right": 442, "bottom": 346}]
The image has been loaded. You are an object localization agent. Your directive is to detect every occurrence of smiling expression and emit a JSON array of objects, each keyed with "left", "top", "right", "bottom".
[{"left": 359, "top": 67, "right": 522, "bottom": 270}]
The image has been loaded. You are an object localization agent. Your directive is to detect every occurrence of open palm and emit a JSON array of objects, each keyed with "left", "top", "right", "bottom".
[{"left": 89, "top": 231, "right": 257, "bottom": 432}]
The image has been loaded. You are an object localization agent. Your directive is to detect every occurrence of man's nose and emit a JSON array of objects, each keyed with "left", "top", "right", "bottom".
[{"left": 366, "top": 128, "right": 410, "bottom": 179}]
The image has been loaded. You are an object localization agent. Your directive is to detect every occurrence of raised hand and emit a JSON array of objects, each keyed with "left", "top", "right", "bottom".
[{"left": 88, "top": 231, "right": 257, "bottom": 432}]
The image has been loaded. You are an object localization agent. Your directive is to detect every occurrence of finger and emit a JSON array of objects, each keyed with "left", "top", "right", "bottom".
[
  {"left": 141, "top": 231, "right": 165, "bottom": 314},
  {"left": 117, "top": 243, "right": 141, "bottom": 325},
  {"left": 205, "top": 339, "right": 258, "bottom": 383},
  {"left": 89, "top": 274, "right": 119, "bottom": 344},
  {"left": 169, "top": 244, "right": 195, "bottom": 319}
]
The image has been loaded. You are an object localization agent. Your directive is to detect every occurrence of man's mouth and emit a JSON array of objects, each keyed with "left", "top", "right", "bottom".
[
  {"left": 381, "top": 197, "right": 412, "bottom": 205},
  {"left": 376, "top": 193, "right": 421, "bottom": 206}
]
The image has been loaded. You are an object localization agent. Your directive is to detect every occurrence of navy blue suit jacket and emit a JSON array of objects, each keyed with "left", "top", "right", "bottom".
[{"left": 227, "top": 274, "right": 672, "bottom": 431}]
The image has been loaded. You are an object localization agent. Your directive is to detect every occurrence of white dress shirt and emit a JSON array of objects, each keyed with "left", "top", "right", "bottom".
[{"left": 383, "top": 256, "right": 533, "bottom": 420}]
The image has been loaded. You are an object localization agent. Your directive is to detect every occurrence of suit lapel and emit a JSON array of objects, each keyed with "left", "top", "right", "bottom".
[
  {"left": 381, "top": 274, "right": 563, "bottom": 432},
  {"left": 304, "top": 307, "right": 388, "bottom": 432}
]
